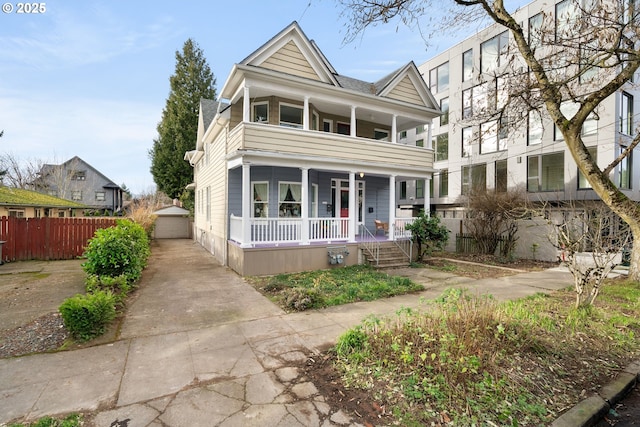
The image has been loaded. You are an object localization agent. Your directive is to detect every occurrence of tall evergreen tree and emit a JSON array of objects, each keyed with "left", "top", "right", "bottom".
[{"left": 150, "top": 39, "right": 216, "bottom": 208}]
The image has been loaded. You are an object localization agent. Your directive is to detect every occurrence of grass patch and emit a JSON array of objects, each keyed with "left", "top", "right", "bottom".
[
  {"left": 250, "top": 265, "right": 423, "bottom": 311},
  {"left": 331, "top": 280, "right": 640, "bottom": 426},
  {"left": 8, "top": 413, "right": 82, "bottom": 427}
]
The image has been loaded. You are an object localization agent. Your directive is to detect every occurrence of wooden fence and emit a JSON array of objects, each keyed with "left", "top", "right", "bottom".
[
  {"left": 0, "top": 216, "right": 117, "bottom": 262},
  {"left": 455, "top": 232, "right": 507, "bottom": 255}
]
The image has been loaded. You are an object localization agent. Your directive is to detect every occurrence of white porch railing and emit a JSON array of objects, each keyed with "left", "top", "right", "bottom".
[
  {"left": 309, "top": 218, "right": 349, "bottom": 242},
  {"left": 229, "top": 215, "right": 350, "bottom": 245},
  {"left": 394, "top": 217, "right": 415, "bottom": 239}
]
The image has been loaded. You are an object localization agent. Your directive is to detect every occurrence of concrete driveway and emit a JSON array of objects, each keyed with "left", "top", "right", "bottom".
[{"left": 0, "top": 239, "right": 576, "bottom": 426}]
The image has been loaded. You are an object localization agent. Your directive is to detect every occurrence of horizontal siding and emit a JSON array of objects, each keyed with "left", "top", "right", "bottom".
[
  {"left": 261, "top": 41, "right": 321, "bottom": 81},
  {"left": 239, "top": 124, "right": 433, "bottom": 169},
  {"left": 387, "top": 76, "right": 425, "bottom": 106}
]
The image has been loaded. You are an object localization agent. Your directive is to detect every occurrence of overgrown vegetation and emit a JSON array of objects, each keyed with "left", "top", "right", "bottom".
[
  {"left": 250, "top": 265, "right": 423, "bottom": 311},
  {"left": 332, "top": 281, "right": 640, "bottom": 426},
  {"left": 7, "top": 413, "right": 82, "bottom": 427},
  {"left": 59, "top": 219, "right": 151, "bottom": 341}
]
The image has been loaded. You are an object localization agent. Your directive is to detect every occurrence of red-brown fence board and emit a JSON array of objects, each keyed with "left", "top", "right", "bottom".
[{"left": 0, "top": 217, "right": 117, "bottom": 262}]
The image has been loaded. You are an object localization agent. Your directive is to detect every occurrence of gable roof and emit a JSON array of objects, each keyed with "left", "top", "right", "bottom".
[
  {"left": 240, "top": 21, "right": 339, "bottom": 86},
  {"left": 39, "top": 156, "right": 122, "bottom": 190},
  {"left": 0, "top": 187, "right": 87, "bottom": 208}
]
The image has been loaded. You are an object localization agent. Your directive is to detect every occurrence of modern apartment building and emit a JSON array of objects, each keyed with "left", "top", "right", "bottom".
[{"left": 398, "top": 0, "right": 639, "bottom": 226}]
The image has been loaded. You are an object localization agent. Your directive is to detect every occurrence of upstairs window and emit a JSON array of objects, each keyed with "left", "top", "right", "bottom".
[
  {"left": 337, "top": 122, "right": 351, "bottom": 135},
  {"left": 374, "top": 129, "right": 389, "bottom": 141},
  {"left": 440, "top": 98, "right": 449, "bottom": 126},
  {"left": 71, "top": 190, "right": 82, "bottom": 201},
  {"left": 620, "top": 92, "right": 634, "bottom": 135},
  {"left": 462, "top": 49, "right": 473, "bottom": 81},
  {"left": 429, "top": 62, "right": 449, "bottom": 93},
  {"left": 480, "top": 31, "right": 509, "bottom": 73},
  {"left": 435, "top": 134, "right": 449, "bottom": 161},
  {"left": 462, "top": 126, "right": 473, "bottom": 157},
  {"left": 95, "top": 191, "right": 106, "bottom": 201},
  {"left": 528, "top": 13, "right": 544, "bottom": 49},
  {"left": 462, "top": 164, "right": 487, "bottom": 195},
  {"left": 279, "top": 103, "right": 303, "bottom": 128},
  {"left": 71, "top": 170, "right": 86, "bottom": 181},
  {"left": 252, "top": 101, "right": 269, "bottom": 123},
  {"left": 528, "top": 110, "right": 543, "bottom": 145}
]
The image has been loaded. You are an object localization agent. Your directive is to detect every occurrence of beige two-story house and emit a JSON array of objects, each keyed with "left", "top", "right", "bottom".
[{"left": 185, "top": 22, "right": 440, "bottom": 276}]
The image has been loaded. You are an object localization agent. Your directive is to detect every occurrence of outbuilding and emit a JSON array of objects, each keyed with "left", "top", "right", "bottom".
[{"left": 153, "top": 205, "right": 191, "bottom": 239}]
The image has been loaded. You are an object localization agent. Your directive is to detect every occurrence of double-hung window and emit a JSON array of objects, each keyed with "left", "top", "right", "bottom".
[
  {"left": 252, "top": 182, "right": 269, "bottom": 217},
  {"left": 279, "top": 103, "right": 303, "bottom": 128},
  {"left": 279, "top": 182, "right": 302, "bottom": 217}
]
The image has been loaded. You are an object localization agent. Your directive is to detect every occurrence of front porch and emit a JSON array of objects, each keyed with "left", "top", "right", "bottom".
[{"left": 229, "top": 216, "right": 415, "bottom": 247}]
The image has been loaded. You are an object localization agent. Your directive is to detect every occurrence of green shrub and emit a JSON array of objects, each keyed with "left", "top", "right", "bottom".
[
  {"left": 82, "top": 219, "right": 150, "bottom": 281},
  {"left": 85, "top": 274, "right": 133, "bottom": 300},
  {"left": 59, "top": 291, "right": 117, "bottom": 341}
]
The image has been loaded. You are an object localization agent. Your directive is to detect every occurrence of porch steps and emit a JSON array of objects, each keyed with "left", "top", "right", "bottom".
[{"left": 362, "top": 242, "right": 411, "bottom": 268}]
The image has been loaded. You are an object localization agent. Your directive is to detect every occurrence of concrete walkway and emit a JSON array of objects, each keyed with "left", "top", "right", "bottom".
[{"left": 0, "top": 240, "right": 575, "bottom": 426}]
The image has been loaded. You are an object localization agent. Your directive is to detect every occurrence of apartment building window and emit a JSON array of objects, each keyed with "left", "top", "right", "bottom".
[
  {"left": 440, "top": 98, "right": 449, "bottom": 126},
  {"left": 528, "top": 110, "right": 543, "bottom": 145},
  {"left": 252, "top": 101, "right": 269, "bottom": 123},
  {"left": 578, "top": 147, "right": 598, "bottom": 189},
  {"left": 71, "top": 190, "right": 82, "bottom": 201},
  {"left": 555, "top": 0, "right": 579, "bottom": 41},
  {"left": 416, "top": 139, "right": 424, "bottom": 147},
  {"left": 252, "top": 182, "right": 268, "bottom": 217},
  {"left": 439, "top": 170, "right": 449, "bottom": 197},
  {"left": 480, "top": 31, "right": 509, "bottom": 73},
  {"left": 495, "top": 160, "right": 508, "bottom": 193},
  {"left": 618, "top": 145, "right": 632, "bottom": 189},
  {"left": 400, "top": 181, "right": 407, "bottom": 199},
  {"left": 579, "top": 41, "right": 598, "bottom": 83},
  {"left": 416, "top": 180, "right": 424, "bottom": 199},
  {"left": 527, "top": 152, "right": 564, "bottom": 192},
  {"left": 620, "top": 92, "right": 634, "bottom": 135},
  {"left": 435, "top": 134, "right": 449, "bottom": 161},
  {"left": 279, "top": 103, "right": 303, "bottom": 128},
  {"left": 555, "top": 101, "right": 599, "bottom": 139},
  {"left": 374, "top": 129, "right": 389, "bottom": 141},
  {"left": 462, "top": 164, "right": 487, "bottom": 195},
  {"left": 279, "top": 182, "right": 302, "bottom": 217},
  {"left": 462, "top": 49, "right": 473, "bottom": 81},
  {"left": 528, "top": 13, "right": 543, "bottom": 49},
  {"left": 95, "top": 191, "right": 106, "bottom": 201},
  {"left": 429, "top": 62, "right": 449, "bottom": 93},
  {"left": 462, "top": 126, "right": 473, "bottom": 157},
  {"left": 480, "top": 119, "right": 507, "bottom": 154},
  {"left": 463, "top": 83, "right": 489, "bottom": 119}
]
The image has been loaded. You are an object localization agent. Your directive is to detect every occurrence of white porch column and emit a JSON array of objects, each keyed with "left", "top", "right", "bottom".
[
  {"left": 303, "top": 96, "right": 310, "bottom": 130},
  {"left": 426, "top": 119, "right": 433, "bottom": 149},
  {"left": 241, "top": 163, "right": 252, "bottom": 247},
  {"left": 301, "top": 167, "right": 310, "bottom": 245},
  {"left": 243, "top": 86, "right": 250, "bottom": 122},
  {"left": 389, "top": 175, "right": 396, "bottom": 241},
  {"left": 350, "top": 106, "right": 356, "bottom": 137},
  {"left": 424, "top": 177, "right": 431, "bottom": 217},
  {"left": 391, "top": 115, "right": 397, "bottom": 143},
  {"left": 348, "top": 172, "right": 356, "bottom": 242}
]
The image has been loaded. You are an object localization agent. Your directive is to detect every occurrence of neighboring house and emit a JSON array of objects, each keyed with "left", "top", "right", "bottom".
[
  {"left": 185, "top": 22, "right": 440, "bottom": 276},
  {"left": 32, "top": 156, "right": 125, "bottom": 215},
  {"left": 0, "top": 186, "right": 86, "bottom": 218},
  {"left": 400, "top": 0, "right": 639, "bottom": 259}
]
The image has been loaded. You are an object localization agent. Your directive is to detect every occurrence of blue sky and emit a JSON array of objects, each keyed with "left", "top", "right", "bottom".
[{"left": 0, "top": 0, "right": 528, "bottom": 196}]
